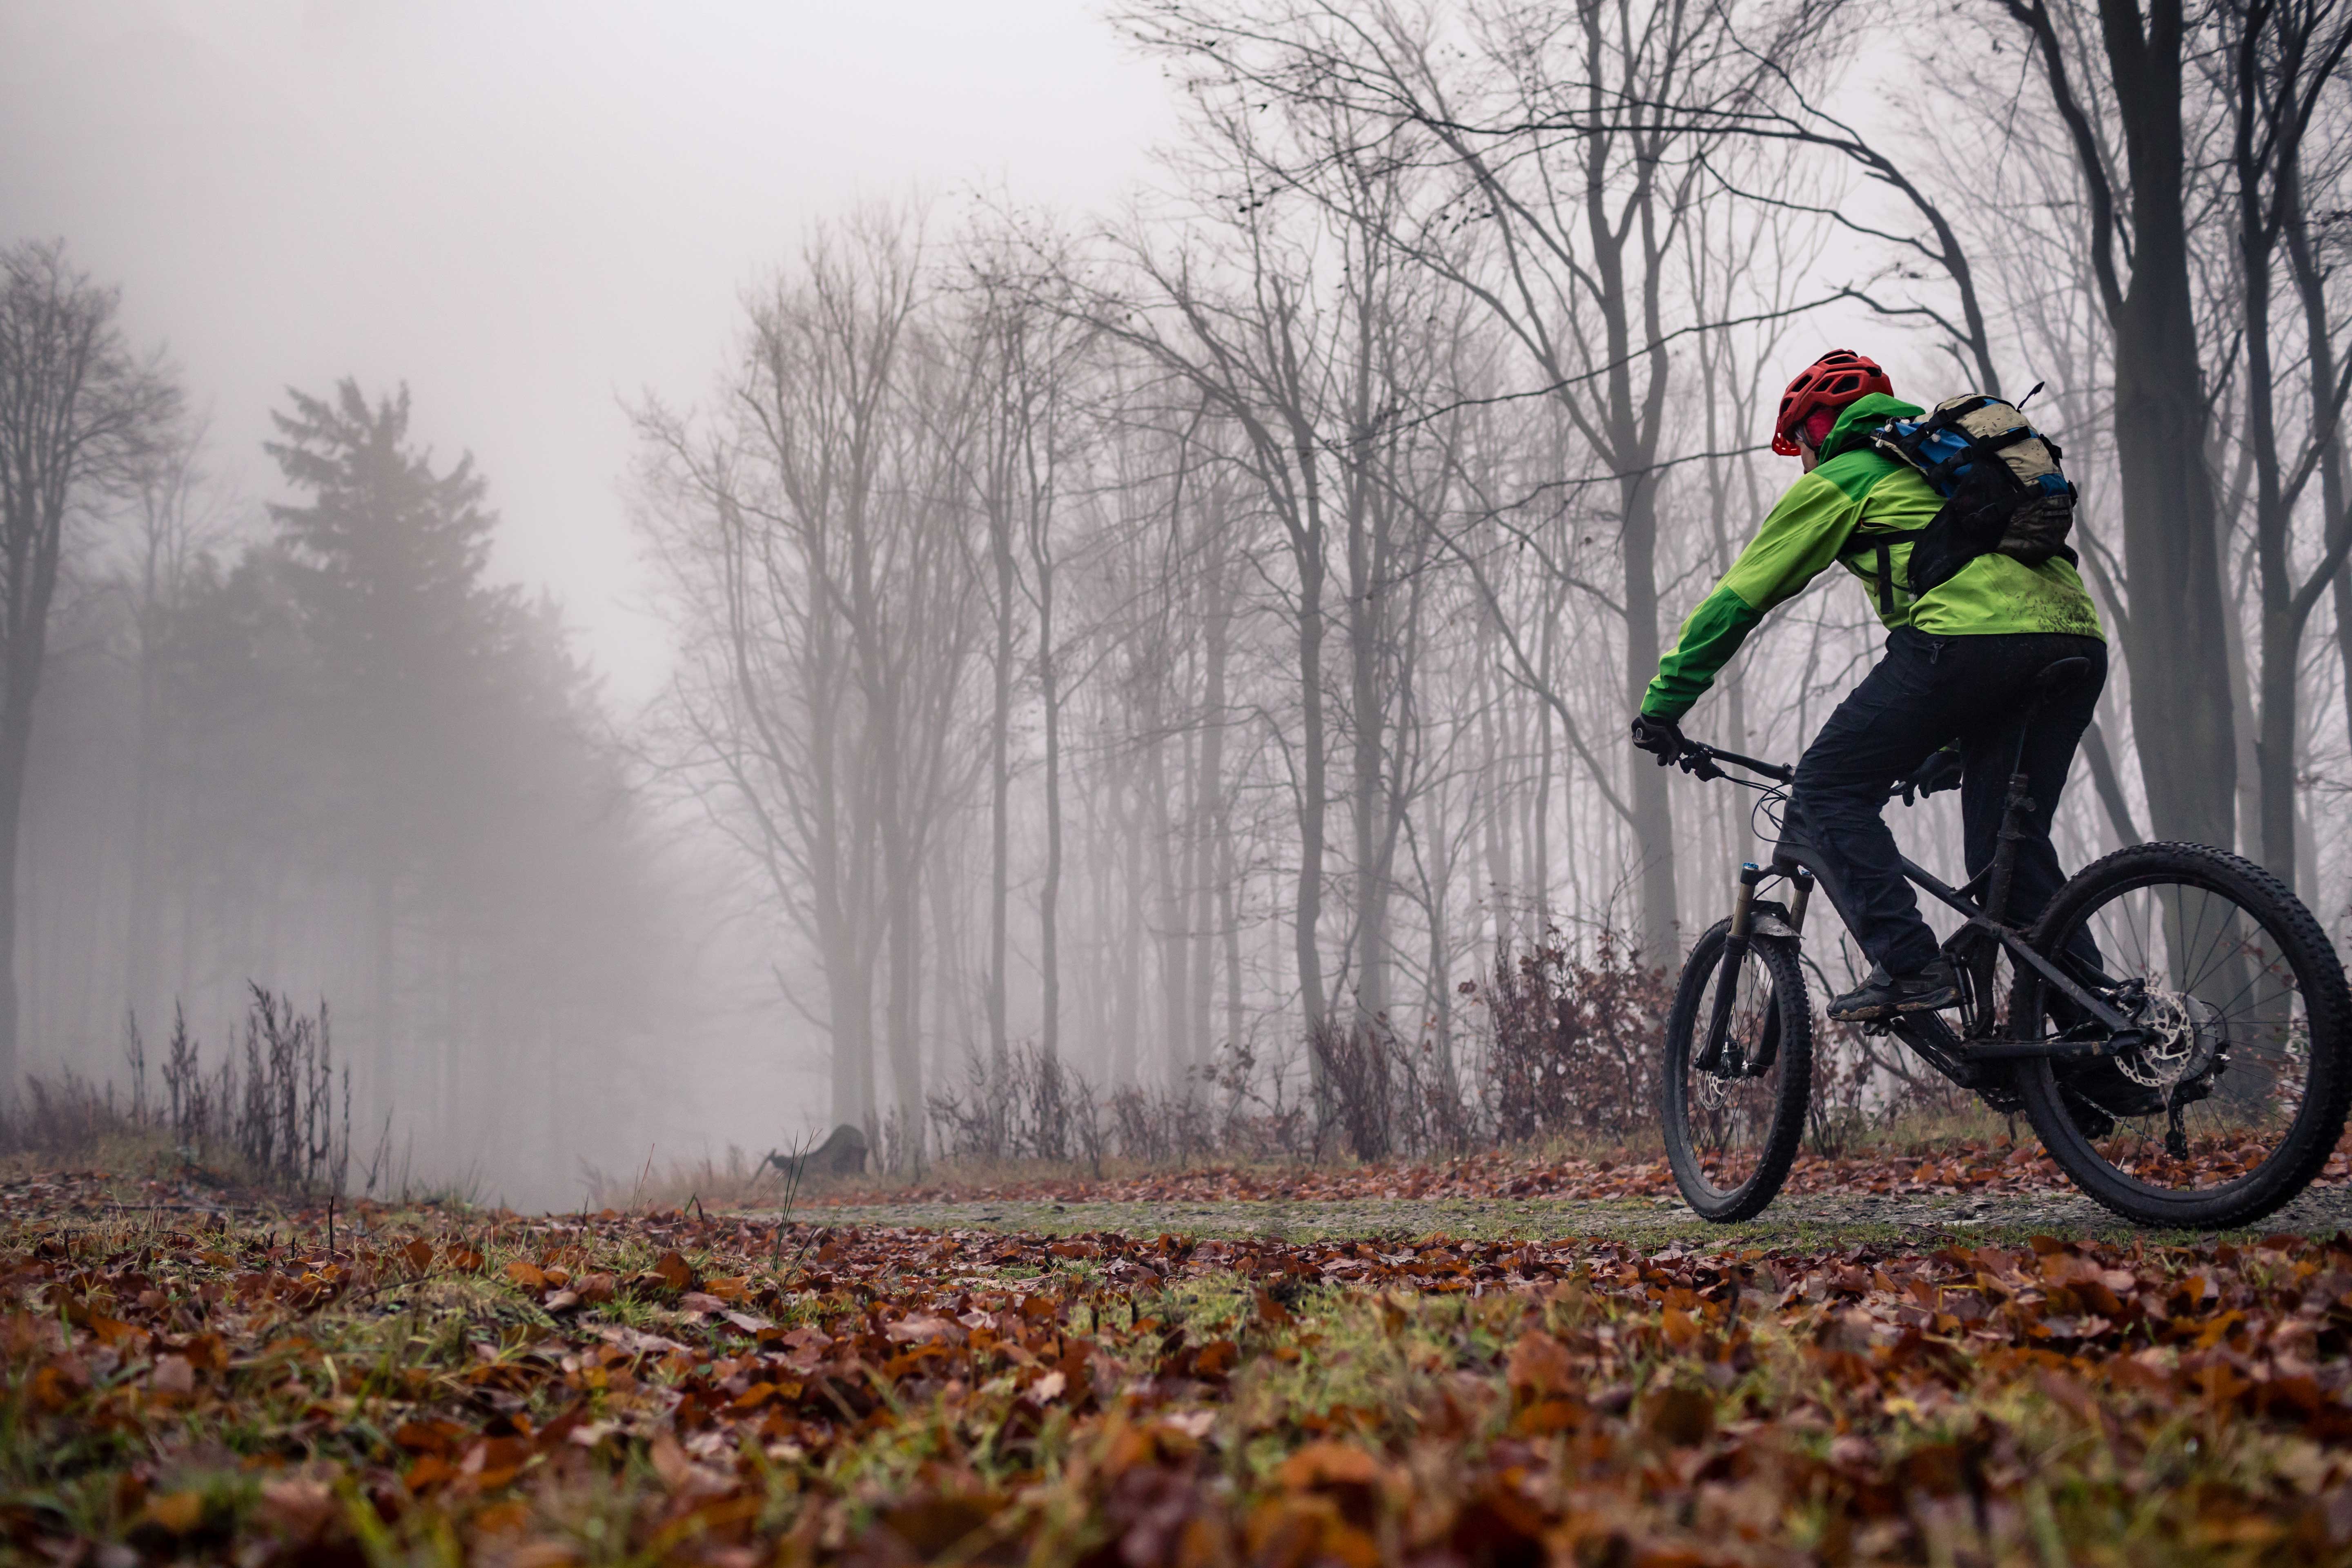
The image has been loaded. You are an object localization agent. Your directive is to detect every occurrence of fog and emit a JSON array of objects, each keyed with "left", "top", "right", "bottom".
[
  {"left": 1, "top": 2, "right": 1174, "bottom": 706},
  {"left": 7, "top": 0, "right": 2349, "bottom": 1209},
  {"left": 0, "top": 2, "right": 1173, "bottom": 1204}
]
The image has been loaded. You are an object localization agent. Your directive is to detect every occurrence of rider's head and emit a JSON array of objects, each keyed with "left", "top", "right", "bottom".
[{"left": 1772, "top": 350, "right": 1893, "bottom": 468}]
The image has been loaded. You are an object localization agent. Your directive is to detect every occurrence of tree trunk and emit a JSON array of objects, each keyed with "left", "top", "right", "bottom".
[
  {"left": 2282, "top": 122, "right": 2352, "bottom": 793},
  {"left": 986, "top": 502, "right": 1015, "bottom": 1094},
  {"left": 1034, "top": 530, "right": 1064, "bottom": 1074},
  {"left": 1619, "top": 441, "right": 1677, "bottom": 959},
  {"left": 370, "top": 862, "right": 394, "bottom": 1111},
  {"left": 1476, "top": 632, "right": 1512, "bottom": 911},
  {"left": 1220, "top": 819, "right": 1243, "bottom": 1064},
  {"left": 2117, "top": 212, "right": 2238, "bottom": 847},
  {"left": 1534, "top": 610, "right": 1556, "bottom": 934},
  {"left": 884, "top": 833, "right": 924, "bottom": 1174},
  {"left": 126, "top": 575, "right": 163, "bottom": 1026},
  {"left": 2013, "top": 0, "right": 2238, "bottom": 848},
  {"left": 2238, "top": 10, "right": 2352, "bottom": 891},
  {"left": 1114, "top": 773, "right": 1143, "bottom": 1087},
  {"left": 2221, "top": 530, "right": 2265, "bottom": 866},
  {"left": 1423, "top": 786, "right": 1457, "bottom": 1098},
  {"left": 1148, "top": 716, "right": 1189, "bottom": 1084},
  {"left": 824, "top": 923, "right": 871, "bottom": 1131},
  {"left": 0, "top": 705, "right": 24, "bottom": 1095},
  {"left": 1349, "top": 578, "right": 1387, "bottom": 1029},
  {"left": 2241, "top": 90, "right": 2294, "bottom": 881},
  {"left": 1190, "top": 548, "right": 1232, "bottom": 1075},
  {"left": 1294, "top": 534, "right": 1331, "bottom": 1045}
]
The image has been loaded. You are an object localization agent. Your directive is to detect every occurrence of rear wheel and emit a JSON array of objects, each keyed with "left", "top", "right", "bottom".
[
  {"left": 1662, "top": 921, "right": 1814, "bottom": 1221},
  {"left": 2011, "top": 843, "right": 2351, "bottom": 1229}
]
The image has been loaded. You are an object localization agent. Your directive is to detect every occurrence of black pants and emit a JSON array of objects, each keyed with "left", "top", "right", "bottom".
[{"left": 1774, "top": 628, "right": 2107, "bottom": 976}]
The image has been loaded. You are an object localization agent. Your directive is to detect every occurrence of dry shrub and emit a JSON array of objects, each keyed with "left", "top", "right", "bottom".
[
  {"left": 1128, "top": 1036, "right": 1322, "bottom": 1165},
  {"left": 0, "top": 1071, "right": 134, "bottom": 1159},
  {"left": 1307, "top": 1015, "right": 1392, "bottom": 1162},
  {"left": 1474, "top": 929, "right": 1670, "bottom": 1145},
  {"left": 931, "top": 1037, "right": 1313, "bottom": 1172},
  {"left": 928, "top": 1041, "right": 1076, "bottom": 1165},
  {"left": 1807, "top": 1014, "right": 2000, "bottom": 1156},
  {"left": 1302, "top": 1016, "right": 1476, "bottom": 1163},
  {"left": 1105, "top": 1082, "right": 1214, "bottom": 1167},
  {"left": 3, "top": 986, "right": 350, "bottom": 1196},
  {"left": 927, "top": 1036, "right": 1317, "bottom": 1176},
  {"left": 882, "top": 924, "right": 1673, "bottom": 1182},
  {"left": 1806, "top": 1022, "right": 1878, "bottom": 1157}
]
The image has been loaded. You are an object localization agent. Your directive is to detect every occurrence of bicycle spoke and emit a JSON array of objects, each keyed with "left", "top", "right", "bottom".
[
  {"left": 2055, "top": 873, "right": 2315, "bottom": 1193},
  {"left": 1677, "top": 943, "right": 1790, "bottom": 1198}
]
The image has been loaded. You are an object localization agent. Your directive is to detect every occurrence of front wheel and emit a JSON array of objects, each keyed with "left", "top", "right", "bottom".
[
  {"left": 2011, "top": 842, "right": 2352, "bottom": 1229},
  {"left": 1662, "top": 920, "right": 1814, "bottom": 1221}
]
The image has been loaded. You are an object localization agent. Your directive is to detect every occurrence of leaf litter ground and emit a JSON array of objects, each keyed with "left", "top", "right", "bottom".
[{"left": 8, "top": 1162, "right": 2352, "bottom": 1566}]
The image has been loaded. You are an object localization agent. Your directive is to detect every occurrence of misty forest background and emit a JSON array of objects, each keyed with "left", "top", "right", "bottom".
[{"left": 9, "top": 0, "right": 2351, "bottom": 1205}]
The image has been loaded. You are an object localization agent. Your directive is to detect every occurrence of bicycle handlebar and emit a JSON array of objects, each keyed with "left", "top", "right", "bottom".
[{"left": 1675, "top": 738, "right": 1795, "bottom": 785}]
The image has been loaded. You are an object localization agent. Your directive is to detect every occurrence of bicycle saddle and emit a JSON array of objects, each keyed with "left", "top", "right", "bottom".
[{"left": 2030, "top": 656, "right": 2092, "bottom": 691}]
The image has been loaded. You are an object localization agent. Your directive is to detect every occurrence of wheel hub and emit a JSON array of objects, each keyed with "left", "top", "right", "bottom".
[{"left": 2115, "top": 986, "right": 2227, "bottom": 1091}]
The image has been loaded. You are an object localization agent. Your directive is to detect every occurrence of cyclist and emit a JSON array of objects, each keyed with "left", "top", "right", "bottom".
[{"left": 1629, "top": 351, "right": 2107, "bottom": 1022}]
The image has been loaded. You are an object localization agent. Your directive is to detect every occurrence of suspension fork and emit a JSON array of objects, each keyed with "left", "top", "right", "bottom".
[{"left": 1696, "top": 863, "right": 1765, "bottom": 1073}]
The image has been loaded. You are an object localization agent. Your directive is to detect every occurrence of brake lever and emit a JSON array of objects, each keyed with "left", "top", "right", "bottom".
[{"left": 1678, "top": 748, "right": 1726, "bottom": 782}]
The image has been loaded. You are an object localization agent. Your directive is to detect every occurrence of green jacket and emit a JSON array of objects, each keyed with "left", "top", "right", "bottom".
[{"left": 1640, "top": 394, "right": 2105, "bottom": 721}]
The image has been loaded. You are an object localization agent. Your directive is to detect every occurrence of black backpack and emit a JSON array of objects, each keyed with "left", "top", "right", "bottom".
[{"left": 1840, "top": 391, "right": 2078, "bottom": 612}]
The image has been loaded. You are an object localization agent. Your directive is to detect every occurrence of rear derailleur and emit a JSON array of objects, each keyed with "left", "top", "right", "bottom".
[{"left": 2056, "top": 978, "right": 2231, "bottom": 1155}]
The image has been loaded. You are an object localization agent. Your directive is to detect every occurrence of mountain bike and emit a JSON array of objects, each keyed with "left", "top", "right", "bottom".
[{"left": 1660, "top": 655, "right": 2352, "bottom": 1229}]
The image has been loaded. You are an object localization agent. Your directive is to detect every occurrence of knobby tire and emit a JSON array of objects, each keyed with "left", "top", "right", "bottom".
[
  {"left": 1662, "top": 920, "right": 1814, "bottom": 1222},
  {"left": 2011, "top": 842, "right": 2352, "bottom": 1230}
]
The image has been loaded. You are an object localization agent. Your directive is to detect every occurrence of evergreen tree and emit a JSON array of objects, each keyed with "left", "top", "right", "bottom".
[{"left": 264, "top": 381, "right": 521, "bottom": 1092}]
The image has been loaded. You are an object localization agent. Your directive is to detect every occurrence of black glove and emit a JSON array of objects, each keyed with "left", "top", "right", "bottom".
[
  {"left": 1629, "top": 712, "right": 1685, "bottom": 767},
  {"left": 1895, "top": 746, "right": 1963, "bottom": 806}
]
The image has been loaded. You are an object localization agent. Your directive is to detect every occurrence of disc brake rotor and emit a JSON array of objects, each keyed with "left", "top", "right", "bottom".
[
  {"left": 1692, "top": 1035, "right": 1743, "bottom": 1107},
  {"left": 2115, "top": 988, "right": 2226, "bottom": 1090}
]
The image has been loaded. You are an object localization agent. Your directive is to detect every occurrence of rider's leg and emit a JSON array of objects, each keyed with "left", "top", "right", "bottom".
[
  {"left": 1943, "top": 637, "right": 2134, "bottom": 1111},
  {"left": 1952, "top": 634, "right": 2109, "bottom": 966},
  {"left": 1776, "top": 627, "right": 1953, "bottom": 979}
]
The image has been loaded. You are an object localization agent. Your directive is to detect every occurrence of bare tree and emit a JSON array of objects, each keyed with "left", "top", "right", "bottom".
[
  {"left": 1070, "top": 214, "right": 1345, "bottom": 1043},
  {"left": 1122, "top": 0, "right": 1815, "bottom": 958},
  {"left": 0, "top": 241, "right": 176, "bottom": 1088},
  {"left": 2221, "top": 0, "right": 2352, "bottom": 886},
  {"left": 118, "top": 412, "right": 229, "bottom": 1024},
  {"left": 2000, "top": 0, "right": 2243, "bottom": 850},
  {"left": 635, "top": 215, "right": 940, "bottom": 1145}
]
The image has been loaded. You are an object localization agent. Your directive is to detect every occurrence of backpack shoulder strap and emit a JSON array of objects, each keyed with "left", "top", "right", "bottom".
[{"left": 1836, "top": 523, "right": 1932, "bottom": 617}]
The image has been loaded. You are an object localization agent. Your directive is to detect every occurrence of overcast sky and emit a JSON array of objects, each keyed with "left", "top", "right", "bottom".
[{"left": 0, "top": 0, "right": 1174, "bottom": 703}]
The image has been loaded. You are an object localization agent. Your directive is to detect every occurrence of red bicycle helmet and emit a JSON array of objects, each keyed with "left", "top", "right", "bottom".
[{"left": 1771, "top": 350, "right": 1894, "bottom": 456}]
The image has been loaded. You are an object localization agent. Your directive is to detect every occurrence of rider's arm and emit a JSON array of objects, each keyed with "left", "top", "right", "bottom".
[{"left": 1640, "top": 471, "right": 1864, "bottom": 720}]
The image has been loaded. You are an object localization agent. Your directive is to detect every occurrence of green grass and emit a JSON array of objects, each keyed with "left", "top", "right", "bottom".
[{"left": 4, "top": 1173, "right": 2351, "bottom": 1565}]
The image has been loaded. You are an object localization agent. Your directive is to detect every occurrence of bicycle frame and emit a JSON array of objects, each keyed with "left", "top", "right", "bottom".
[{"left": 1674, "top": 736, "right": 2143, "bottom": 1083}]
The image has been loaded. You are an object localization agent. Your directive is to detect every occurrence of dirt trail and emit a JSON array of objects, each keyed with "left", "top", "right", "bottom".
[{"left": 792, "top": 1179, "right": 2352, "bottom": 1249}]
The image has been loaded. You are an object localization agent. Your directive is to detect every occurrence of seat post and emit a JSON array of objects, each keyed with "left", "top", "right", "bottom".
[{"left": 1986, "top": 681, "right": 2060, "bottom": 925}]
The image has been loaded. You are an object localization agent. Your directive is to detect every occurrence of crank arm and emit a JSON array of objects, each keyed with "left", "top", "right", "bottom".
[{"left": 1883, "top": 1013, "right": 1991, "bottom": 1090}]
